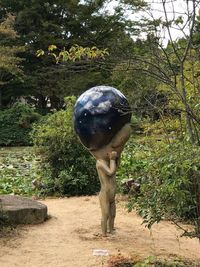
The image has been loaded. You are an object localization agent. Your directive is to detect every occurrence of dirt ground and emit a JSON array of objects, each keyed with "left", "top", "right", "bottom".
[{"left": 0, "top": 196, "right": 200, "bottom": 267}]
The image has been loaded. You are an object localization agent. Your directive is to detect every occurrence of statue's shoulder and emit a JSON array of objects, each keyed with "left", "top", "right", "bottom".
[
  {"left": 96, "top": 159, "right": 107, "bottom": 169},
  {"left": 96, "top": 159, "right": 102, "bottom": 168}
]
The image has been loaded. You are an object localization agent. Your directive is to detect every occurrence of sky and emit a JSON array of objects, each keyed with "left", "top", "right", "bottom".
[
  {"left": 145, "top": 0, "right": 199, "bottom": 43},
  {"left": 105, "top": 0, "right": 200, "bottom": 45}
]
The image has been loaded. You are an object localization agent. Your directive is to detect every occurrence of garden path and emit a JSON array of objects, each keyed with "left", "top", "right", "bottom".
[{"left": 0, "top": 196, "right": 200, "bottom": 267}]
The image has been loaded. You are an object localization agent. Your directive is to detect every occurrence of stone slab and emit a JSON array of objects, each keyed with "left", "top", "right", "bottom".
[{"left": 0, "top": 195, "right": 48, "bottom": 225}]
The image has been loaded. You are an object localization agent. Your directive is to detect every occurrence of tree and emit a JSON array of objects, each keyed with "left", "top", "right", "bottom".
[
  {"left": 120, "top": 0, "right": 200, "bottom": 238},
  {"left": 0, "top": 0, "right": 138, "bottom": 109},
  {"left": 0, "top": 14, "right": 24, "bottom": 108},
  {"left": 131, "top": 0, "right": 200, "bottom": 143}
]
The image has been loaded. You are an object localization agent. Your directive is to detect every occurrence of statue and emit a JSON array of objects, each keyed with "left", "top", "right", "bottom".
[{"left": 74, "top": 86, "right": 131, "bottom": 236}]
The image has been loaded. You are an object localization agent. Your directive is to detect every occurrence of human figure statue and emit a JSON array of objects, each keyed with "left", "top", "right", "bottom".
[
  {"left": 90, "top": 123, "right": 131, "bottom": 236},
  {"left": 73, "top": 85, "right": 132, "bottom": 236}
]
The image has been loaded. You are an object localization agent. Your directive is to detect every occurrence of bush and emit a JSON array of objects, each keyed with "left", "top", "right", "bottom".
[
  {"left": 31, "top": 96, "right": 100, "bottom": 196},
  {"left": 0, "top": 104, "right": 41, "bottom": 146},
  {"left": 119, "top": 137, "right": 200, "bottom": 236}
]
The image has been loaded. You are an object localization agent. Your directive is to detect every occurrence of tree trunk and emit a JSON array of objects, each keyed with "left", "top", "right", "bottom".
[{"left": 180, "top": 64, "right": 195, "bottom": 143}]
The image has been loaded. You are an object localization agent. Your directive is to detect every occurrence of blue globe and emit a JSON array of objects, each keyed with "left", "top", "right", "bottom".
[{"left": 73, "top": 86, "right": 131, "bottom": 150}]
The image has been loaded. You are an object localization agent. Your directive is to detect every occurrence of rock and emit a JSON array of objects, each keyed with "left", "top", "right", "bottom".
[
  {"left": 0, "top": 195, "right": 48, "bottom": 225},
  {"left": 74, "top": 86, "right": 131, "bottom": 150}
]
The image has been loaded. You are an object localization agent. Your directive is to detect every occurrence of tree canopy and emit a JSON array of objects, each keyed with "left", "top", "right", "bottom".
[
  {"left": 0, "top": 14, "right": 24, "bottom": 107},
  {"left": 0, "top": 0, "right": 140, "bottom": 108}
]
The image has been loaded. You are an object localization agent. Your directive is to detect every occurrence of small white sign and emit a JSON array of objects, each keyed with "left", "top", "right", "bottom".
[{"left": 92, "top": 249, "right": 109, "bottom": 256}]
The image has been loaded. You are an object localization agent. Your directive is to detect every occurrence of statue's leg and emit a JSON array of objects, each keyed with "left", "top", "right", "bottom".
[
  {"left": 99, "top": 191, "right": 109, "bottom": 236},
  {"left": 108, "top": 200, "right": 116, "bottom": 234}
]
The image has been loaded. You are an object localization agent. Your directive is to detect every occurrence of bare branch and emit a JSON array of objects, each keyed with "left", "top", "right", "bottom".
[{"left": 162, "top": 0, "right": 181, "bottom": 61}]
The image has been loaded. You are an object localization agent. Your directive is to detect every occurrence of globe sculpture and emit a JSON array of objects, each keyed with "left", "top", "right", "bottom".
[
  {"left": 73, "top": 85, "right": 131, "bottom": 150},
  {"left": 74, "top": 85, "right": 131, "bottom": 236}
]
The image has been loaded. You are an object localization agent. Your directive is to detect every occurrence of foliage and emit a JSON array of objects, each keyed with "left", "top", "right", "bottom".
[
  {"left": 107, "top": 254, "right": 200, "bottom": 267},
  {"left": 133, "top": 256, "right": 195, "bottom": 267},
  {"left": 110, "top": 39, "right": 162, "bottom": 120},
  {"left": 0, "top": 104, "right": 41, "bottom": 146},
  {"left": 0, "top": 14, "right": 24, "bottom": 77},
  {"left": 0, "top": 14, "right": 24, "bottom": 107},
  {"left": 0, "top": 147, "right": 36, "bottom": 195},
  {"left": 1, "top": 0, "right": 200, "bottom": 241},
  {"left": 108, "top": 254, "right": 134, "bottom": 267},
  {"left": 142, "top": 117, "right": 182, "bottom": 139},
  {"left": 0, "top": 0, "right": 138, "bottom": 108},
  {"left": 109, "top": 2, "right": 200, "bottom": 239},
  {"left": 117, "top": 139, "right": 147, "bottom": 185},
  {"left": 118, "top": 135, "right": 200, "bottom": 237},
  {"left": 31, "top": 97, "right": 100, "bottom": 196},
  {"left": 36, "top": 44, "right": 109, "bottom": 63},
  {"left": 0, "top": 147, "right": 38, "bottom": 229}
]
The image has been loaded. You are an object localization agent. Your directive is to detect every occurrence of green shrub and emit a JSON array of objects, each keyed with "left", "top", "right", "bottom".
[
  {"left": 31, "top": 96, "right": 100, "bottom": 196},
  {"left": 119, "top": 137, "right": 200, "bottom": 236},
  {"left": 0, "top": 104, "right": 41, "bottom": 146}
]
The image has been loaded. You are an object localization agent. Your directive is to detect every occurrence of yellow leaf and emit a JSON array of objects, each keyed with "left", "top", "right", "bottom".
[
  {"left": 36, "top": 49, "right": 45, "bottom": 57},
  {"left": 48, "top": 45, "right": 57, "bottom": 52}
]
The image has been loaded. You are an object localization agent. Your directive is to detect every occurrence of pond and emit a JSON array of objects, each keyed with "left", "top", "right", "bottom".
[{"left": 0, "top": 147, "right": 38, "bottom": 195}]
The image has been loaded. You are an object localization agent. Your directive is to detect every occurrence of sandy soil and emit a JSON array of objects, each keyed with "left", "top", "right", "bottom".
[{"left": 0, "top": 196, "right": 200, "bottom": 267}]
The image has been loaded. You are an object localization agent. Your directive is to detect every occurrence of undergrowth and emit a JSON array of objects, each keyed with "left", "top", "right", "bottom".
[{"left": 108, "top": 255, "right": 200, "bottom": 267}]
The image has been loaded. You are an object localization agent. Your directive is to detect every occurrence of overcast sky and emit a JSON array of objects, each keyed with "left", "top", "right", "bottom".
[{"left": 106, "top": 0, "right": 200, "bottom": 45}]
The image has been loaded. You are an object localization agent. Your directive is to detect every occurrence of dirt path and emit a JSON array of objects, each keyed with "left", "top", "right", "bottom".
[{"left": 0, "top": 196, "right": 200, "bottom": 267}]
